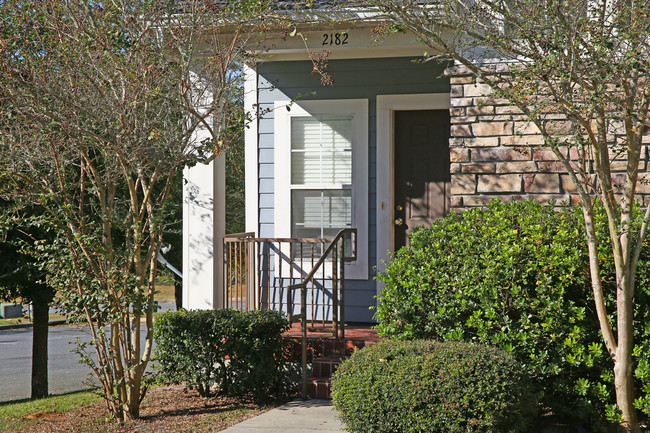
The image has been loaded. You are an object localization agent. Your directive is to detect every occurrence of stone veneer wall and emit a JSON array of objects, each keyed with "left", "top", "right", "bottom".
[{"left": 445, "top": 66, "right": 650, "bottom": 211}]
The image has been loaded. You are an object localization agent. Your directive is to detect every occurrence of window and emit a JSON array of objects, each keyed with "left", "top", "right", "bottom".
[
  {"left": 291, "top": 115, "right": 352, "bottom": 239},
  {"left": 275, "top": 99, "right": 368, "bottom": 279}
]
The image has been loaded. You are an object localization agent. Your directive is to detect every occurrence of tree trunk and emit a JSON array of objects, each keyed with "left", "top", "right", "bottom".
[
  {"left": 174, "top": 274, "right": 182, "bottom": 310},
  {"left": 31, "top": 298, "right": 49, "bottom": 399},
  {"left": 615, "top": 356, "right": 640, "bottom": 433},
  {"left": 127, "top": 377, "right": 141, "bottom": 419},
  {"left": 615, "top": 275, "right": 640, "bottom": 433}
]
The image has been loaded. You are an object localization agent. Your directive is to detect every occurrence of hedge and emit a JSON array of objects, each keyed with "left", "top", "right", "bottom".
[
  {"left": 153, "top": 309, "right": 291, "bottom": 400},
  {"left": 375, "top": 200, "right": 650, "bottom": 427},
  {"left": 331, "top": 340, "right": 538, "bottom": 433}
]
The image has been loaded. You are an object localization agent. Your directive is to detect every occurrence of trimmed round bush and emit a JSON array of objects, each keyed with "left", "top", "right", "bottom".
[
  {"left": 153, "top": 308, "right": 291, "bottom": 400},
  {"left": 375, "top": 199, "right": 650, "bottom": 427},
  {"left": 331, "top": 340, "right": 538, "bottom": 433}
]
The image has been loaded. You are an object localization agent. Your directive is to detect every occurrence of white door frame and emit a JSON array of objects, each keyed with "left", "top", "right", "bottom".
[{"left": 375, "top": 93, "right": 451, "bottom": 299}]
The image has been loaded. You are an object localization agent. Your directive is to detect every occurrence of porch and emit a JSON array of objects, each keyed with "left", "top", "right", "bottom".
[
  {"left": 223, "top": 228, "right": 382, "bottom": 398},
  {"left": 223, "top": 228, "right": 358, "bottom": 336}
]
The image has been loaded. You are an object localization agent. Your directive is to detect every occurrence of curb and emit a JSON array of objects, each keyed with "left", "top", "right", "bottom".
[{"left": 0, "top": 319, "right": 68, "bottom": 331}]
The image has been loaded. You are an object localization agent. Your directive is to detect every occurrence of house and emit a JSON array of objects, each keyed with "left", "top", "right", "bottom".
[{"left": 181, "top": 5, "right": 588, "bottom": 323}]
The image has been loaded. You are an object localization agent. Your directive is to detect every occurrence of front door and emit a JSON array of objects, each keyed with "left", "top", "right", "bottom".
[{"left": 394, "top": 110, "right": 451, "bottom": 250}]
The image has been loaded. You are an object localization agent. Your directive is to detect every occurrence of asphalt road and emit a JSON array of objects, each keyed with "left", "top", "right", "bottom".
[{"left": 0, "top": 324, "right": 153, "bottom": 403}]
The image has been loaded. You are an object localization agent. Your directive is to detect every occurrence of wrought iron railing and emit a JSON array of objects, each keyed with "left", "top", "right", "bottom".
[
  {"left": 286, "top": 228, "right": 357, "bottom": 398},
  {"left": 223, "top": 229, "right": 358, "bottom": 398},
  {"left": 225, "top": 235, "right": 328, "bottom": 315}
]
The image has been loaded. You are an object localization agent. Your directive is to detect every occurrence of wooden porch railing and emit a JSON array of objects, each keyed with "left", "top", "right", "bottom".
[{"left": 223, "top": 229, "right": 358, "bottom": 398}]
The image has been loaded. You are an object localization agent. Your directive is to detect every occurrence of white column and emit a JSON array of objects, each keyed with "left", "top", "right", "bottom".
[
  {"left": 214, "top": 153, "right": 225, "bottom": 310},
  {"left": 182, "top": 156, "right": 225, "bottom": 310},
  {"left": 182, "top": 69, "right": 226, "bottom": 310}
]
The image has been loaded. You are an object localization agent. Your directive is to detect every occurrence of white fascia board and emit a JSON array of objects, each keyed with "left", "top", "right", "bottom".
[
  {"left": 263, "top": 45, "right": 429, "bottom": 61},
  {"left": 252, "top": 25, "right": 431, "bottom": 62}
]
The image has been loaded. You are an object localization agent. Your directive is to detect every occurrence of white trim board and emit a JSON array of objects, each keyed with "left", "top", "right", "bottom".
[
  {"left": 263, "top": 46, "right": 428, "bottom": 62},
  {"left": 274, "top": 99, "right": 369, "bottom": 280},
  {"left": 255, "top": 27, "right": 431, "bottom": 62},
  {"left": 244, "top": 63, "right": 259, "bottom": 235},
  {"left": 375, "top": 93, "right": 451, "bottom": 299}
]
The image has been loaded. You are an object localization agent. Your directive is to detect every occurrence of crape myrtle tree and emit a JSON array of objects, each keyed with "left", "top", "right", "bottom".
[
  {"left": 0, "top": 0, "right": 288, "bottom": 422},
  {"left": 368, "top": 0, "right": 650, "bottom": 431}
]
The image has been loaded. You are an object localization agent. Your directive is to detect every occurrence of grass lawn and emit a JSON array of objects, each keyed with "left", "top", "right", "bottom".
[
  {"left": 0, "top": 387, "right": 272, "bottom": 433},
  {"left": 155, "top": 284, "right": 176, "bottom": 302},
  {"left": 0, "top": 390, "right": 100, "bottom": 432}
]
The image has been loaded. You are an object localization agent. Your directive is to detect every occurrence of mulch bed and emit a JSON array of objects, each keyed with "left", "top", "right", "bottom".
[{"left": 16, "top": 387, "right": 273, "bottom": 433}]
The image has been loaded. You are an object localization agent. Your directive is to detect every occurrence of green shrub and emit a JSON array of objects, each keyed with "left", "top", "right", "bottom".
[
  {"left": 331, "top": 340, "right": 537, "bottom": 433},
  {"left": 376, "top": 199, "right": 650, "bottom": 427},
  {"left": 153, "top": 309, "right": 291, "bottom": 400}
]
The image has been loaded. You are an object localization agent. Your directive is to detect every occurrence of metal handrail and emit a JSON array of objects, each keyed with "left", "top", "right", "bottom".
[
  {"left": 287, "top": 228, "right": 357, "bottom": 399},
  {"left": 224, "top": 236, "right": 335, "bottom": 243}
]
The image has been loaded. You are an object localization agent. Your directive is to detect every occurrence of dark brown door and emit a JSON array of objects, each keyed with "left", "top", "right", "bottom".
[{"left": 394, "top": 110, "right": 451, "bottom": 250}]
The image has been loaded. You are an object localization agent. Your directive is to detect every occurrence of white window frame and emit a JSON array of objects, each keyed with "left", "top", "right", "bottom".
[{"left": 275, "top": 99, "right": 368, "bottom": 280}]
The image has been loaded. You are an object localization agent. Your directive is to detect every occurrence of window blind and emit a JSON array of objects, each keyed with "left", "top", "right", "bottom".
[
  {"left": 291, "top": 190, "right": 352, "bottom": 239},
  {"left": 291, "top": 116, "right": 352, "bottom": 185}
]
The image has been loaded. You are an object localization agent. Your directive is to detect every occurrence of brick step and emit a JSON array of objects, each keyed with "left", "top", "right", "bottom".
[
  {"left": 283, "top": 337, "right": 383, "bottom": 362},
  {"left": 281, "top": 326, "right": 385, "bottom": 399},
  {"left": 324, "top": 338, "right": 382, "bottom": 356},
  {"left": 312, "top": 354, "right": 346, "bottom": 378},
  {"left": 306, "top": 376, "right": 332, "bottom": 400}
]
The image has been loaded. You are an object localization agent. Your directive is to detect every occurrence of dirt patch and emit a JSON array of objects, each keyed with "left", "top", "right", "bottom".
[
  {"left": 16, "top": 387, "right": 273, "bottom": 433},
  {"left": 25, "top": 411, "right": 62, "bottom": 420}
]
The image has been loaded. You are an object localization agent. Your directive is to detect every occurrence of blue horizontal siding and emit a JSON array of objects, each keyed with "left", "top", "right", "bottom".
[
  {"left": 258, "top": 118, "right": 274, "bottom": 134},
  {"left": 259, "top": 193, "right": 274, "bottom": 208},
  {"left": 259, "top": 208, "right": 274, "bottom": 224},
  {"left": 258, "top": 164, "right": 274, "bottom": 178},
  {"left": 259, "top": 134, "right": 274, "bottom": 149},
  {"left": 259, "top": 179, "right": 274, "bottom": 194},
  {"left": 259, "top": 222, "right": 274, "bottom": 238},
  {"left": 258, "top": 149, "right": 274, "bottom": 164}
]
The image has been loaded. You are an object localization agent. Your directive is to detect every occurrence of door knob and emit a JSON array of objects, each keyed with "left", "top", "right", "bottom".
[
  {"left": 396, "top": 205, "right": 403, "bottom": 212},
  {"left": 395, "top": 218, "right": 404, "bottom": 226}
]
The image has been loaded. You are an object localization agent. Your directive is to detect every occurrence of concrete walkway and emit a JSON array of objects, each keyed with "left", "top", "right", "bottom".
[{"left": 221, "top": 399, "right": 346, "bottom": 432}]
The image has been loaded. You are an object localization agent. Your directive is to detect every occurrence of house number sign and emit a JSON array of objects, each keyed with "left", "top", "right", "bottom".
[{"left": 322, "top": 32, "right": 349, "bottom": 46}]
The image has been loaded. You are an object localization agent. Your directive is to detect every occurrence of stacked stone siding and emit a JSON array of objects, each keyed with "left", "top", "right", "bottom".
[{"left": 445, "top": 67, "right": 650, "bottom": 210}]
